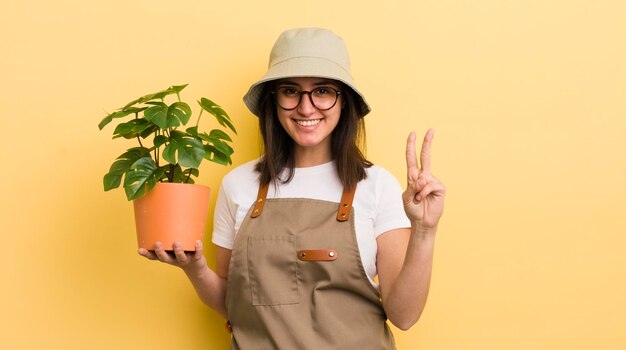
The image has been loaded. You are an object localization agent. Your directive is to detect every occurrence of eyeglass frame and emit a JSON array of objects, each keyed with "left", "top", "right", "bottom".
[{"left": 271, "top": 86, "right": 342, "bottom": 111}]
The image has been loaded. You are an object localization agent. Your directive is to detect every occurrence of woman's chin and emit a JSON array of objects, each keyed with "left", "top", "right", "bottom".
[{"left": 292, "top": 136, "right": 331, "bottom": 151}]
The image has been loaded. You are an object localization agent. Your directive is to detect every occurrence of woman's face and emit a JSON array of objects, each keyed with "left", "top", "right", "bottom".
[{"left": 274, "top": 77, "right": 342, "bottom": 160}]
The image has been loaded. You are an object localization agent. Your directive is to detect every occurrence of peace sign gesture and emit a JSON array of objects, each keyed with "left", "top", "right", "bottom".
[{"left": 402, "top": 129, "right": 446, "bottom": 230}]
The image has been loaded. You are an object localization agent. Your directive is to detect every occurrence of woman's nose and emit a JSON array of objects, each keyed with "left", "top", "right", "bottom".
[{"left": 297, "top": 92, "right": 316, "bottom": 115}]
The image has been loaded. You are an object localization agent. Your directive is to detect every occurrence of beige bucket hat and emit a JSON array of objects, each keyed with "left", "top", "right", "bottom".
[{"left": 243, "top": 27, "right": 371, "bottom": 118}]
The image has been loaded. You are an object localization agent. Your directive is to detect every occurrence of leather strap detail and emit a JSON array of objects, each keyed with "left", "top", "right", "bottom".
[
  {"left": 298, "top": 249, "right": 338, "bottom": 261},
  {"left": 252, "top": 183, "right": 355, "bottom": 220},
  {"left": 336, "top": 185, "right": 356, "bottom": 222},
  {"left": 251, "top": 183, "right": 270, "bottom": 218}
]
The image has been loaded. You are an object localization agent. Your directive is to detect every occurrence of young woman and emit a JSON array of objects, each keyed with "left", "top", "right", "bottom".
[{"left": 139, "top": 27, "right": 445, "bottom": 349}]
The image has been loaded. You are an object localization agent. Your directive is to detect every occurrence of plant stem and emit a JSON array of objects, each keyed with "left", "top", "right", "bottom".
[
  {"left": 195, "top": 108, "right": 204, "bottom": 128},
  {"left": 134, "top": 112, "right": 144, "bottom": 148},
  {"left": 154, "top": 130, "right": 160, "bottom": 167},
  {"left": 185, "top": 169, "right": 192, "bottom": 183},
  {"left": 169, "top": 164, "right": 174, "bottom": 182}
]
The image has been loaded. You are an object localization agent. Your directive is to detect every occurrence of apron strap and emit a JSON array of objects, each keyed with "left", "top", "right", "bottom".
[
  {"left": 336, "top": 185, "right": 356, "bottom": 222},
  {"left": 250, "top": 182, "right": 356, "bottom": 221},
  {"left": 250, "top": 182, "right": 270, "bottom": 218}
]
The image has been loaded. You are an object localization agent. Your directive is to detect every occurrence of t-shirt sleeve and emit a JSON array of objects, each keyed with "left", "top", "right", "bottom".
[
  {"left": 211, "top": 182, "right": 236, "bottom": 249},
  {"left": 373, "top": 168, "right": 411, "bottom": 237}
]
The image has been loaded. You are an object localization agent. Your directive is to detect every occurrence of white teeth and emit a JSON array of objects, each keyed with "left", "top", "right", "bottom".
[{"left": 295, "top": 119, "right": 321, "bottom": 127}]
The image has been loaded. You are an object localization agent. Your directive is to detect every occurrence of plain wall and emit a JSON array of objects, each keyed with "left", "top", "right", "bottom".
[{"left": 1, "top": 0, "right": 625, "bottom": 349}]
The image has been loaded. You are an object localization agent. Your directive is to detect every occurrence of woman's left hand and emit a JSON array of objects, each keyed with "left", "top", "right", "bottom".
[{"left": 402, "top": 129, "right": 446, "bottom": 230}]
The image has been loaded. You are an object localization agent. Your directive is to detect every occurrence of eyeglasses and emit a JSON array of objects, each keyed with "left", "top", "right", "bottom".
[{"left": 272, "top": 86, "right": 341, "bottom": 111}]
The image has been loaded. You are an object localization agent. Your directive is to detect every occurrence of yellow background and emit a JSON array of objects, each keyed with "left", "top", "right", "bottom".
[{"left": 2, "top": 0, "right": 625, "bottom": 349}]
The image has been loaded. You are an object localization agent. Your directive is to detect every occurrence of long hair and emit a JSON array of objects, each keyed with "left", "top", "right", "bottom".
[{"left": 254, "top": 81, "right": 372, "bottom": 189}]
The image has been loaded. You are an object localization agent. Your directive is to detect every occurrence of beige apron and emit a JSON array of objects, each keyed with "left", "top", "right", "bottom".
[{"left": 225, "top": 183, "right": 396, "bottom": 349}]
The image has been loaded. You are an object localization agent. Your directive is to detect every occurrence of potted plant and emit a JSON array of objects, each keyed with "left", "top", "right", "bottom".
[{"left": 98, "top": 84, "right": 236, "bottom": 251}]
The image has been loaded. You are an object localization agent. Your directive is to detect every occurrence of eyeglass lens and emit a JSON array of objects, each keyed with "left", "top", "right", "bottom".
[{"left": 274, "top": 87, "right": 340, "bottom": 110}]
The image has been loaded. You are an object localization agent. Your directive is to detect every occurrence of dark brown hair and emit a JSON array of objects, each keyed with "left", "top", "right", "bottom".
[{"left": 254, "top": 81, "right": 372, "bottom": 189}]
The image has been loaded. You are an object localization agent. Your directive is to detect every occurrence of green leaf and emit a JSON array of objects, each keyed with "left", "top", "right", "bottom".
[
  {"left": 143, "top": 104, "right": 170, "bottom": 129},
  {"left": 186, "top": 126, "right": 198, "bottom": 136},
  {"left": 157, "top": 165, "right": 170, "bottom": 181},
  {"left": 192, "top": 130, "right": 233, "bottom": 149},
  {"left": 208, "top": 129, "right": 232, "bottom": 142},
  {"left": 98, "top": 107, "right": 146, "bottom": 130},
  {"left": 143, "top": 102, "right": 191, "bottom": 129},
  {"left": 169, "top": 102, "right": 192, "bottom": 126},
  {"left": 161, "top": 164, "right": 197, "bottom": 183},
  {"left": 112, "top": 121, "right": 135, "bottom": 139},
  {"left": 123, "top": 157, "right": 161, "bottom": 200},
  {"left": 144, "top": 105, "right": 176, "bottom": 129},
  {"left": 112, "top": 119, "right": 154, "bottom": 139},
  {"left": 144, "top": 101, "right": 166, "bottom": 106},
  {"left": 152, "top": 84, "right": 188, "bottom": 101},
  {"left": 212, "top": 139, "right": 234, "bottom": 156},
  {"left": 139, "top": 124, "right": 159, "bottom": 139},
  {"left": 183, "top": 168, "right": 199, "bottom": 177},
  {"left": 103, "top": 147, "right": 151, "bottom": 191},
  {"left": 182, "top": 168, "right": 199, "bottom": 184},
  {"left": 204, "top": 144, "right": 232, "bottom": 165},
  {"left": 154, "top": 135, "right": 168, "bottom": 148},
  {"left": 165, "top": 164, "right": 184, "bottom": 183},
  {"left": 198, "top": 98, "right": 237, "bottom": 134},
  {"left": 192, "top": 130, "right": 234, "bottom": 164},
  {"left": 193, "top": 131, "right": 211, "bottom": 143},
  {"left": 162, "top": 130, "right": 205, "bottom": 168},
  {"left": 122, "top": 84, "right": 189, "bottom": 111}
]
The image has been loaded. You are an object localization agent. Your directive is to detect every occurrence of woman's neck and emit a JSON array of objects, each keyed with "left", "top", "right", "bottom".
[{"left": 293, "top": 144, "right": 332, "bottom": 168}]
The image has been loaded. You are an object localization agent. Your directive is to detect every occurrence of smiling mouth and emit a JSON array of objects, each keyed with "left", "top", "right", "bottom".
[{"left": 295, "top": 119, "right": 322, "bottom": 127}]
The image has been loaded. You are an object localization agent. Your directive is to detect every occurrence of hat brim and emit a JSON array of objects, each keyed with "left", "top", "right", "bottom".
[{"left": 243, "top": 56, "right": 370, "bottom": 118}]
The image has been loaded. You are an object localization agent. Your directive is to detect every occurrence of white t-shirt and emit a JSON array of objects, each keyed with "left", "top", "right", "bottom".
[{"left": 212, "top": 160, "right": 411, "bottom": 287}]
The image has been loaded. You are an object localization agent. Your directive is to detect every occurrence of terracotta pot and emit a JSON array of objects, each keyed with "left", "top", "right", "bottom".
[{"left": 133, "top": 182, "right": 211, "bottom": 251}]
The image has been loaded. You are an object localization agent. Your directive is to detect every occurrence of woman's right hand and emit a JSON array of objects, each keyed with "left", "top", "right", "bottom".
[
  {"left": 139, "top": 240, "right": 229, "bottom": 318},
  {"left": 138, "top": 240, "right": 207, "bottom": 274}
]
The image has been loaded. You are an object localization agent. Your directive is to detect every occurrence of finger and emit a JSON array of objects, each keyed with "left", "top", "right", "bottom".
[
  {"left": 173, "top": 242, "right": 189, "bottom": 264},
  {"left": 415, "top": 176, "right": 429, "bottom": 192},
  {"left": 406, "top": 132, "right": 419, "bottom": 183},
  {"left": 138, "top": 248, "right": 158, "bottom": 260},
  {"left": 154, "top": 242, "right": 174, "bottom": 263},
  {"left": 420, "top": 128, "right": 434, "bottom": 175},
  {"left": 416, "top": 181, "right": 446, "bottom": 202},
  {"left": 402, "top": 188, "right": 415, "bottom": 206},
  {"left": 192, "top": 240, "right": 204, "bottom": 261},
  {"left": 403, "top": 175, "right": 430, "bottom": 205}
]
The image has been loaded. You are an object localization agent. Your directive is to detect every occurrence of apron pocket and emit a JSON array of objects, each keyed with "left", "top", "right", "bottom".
[{"left": 247, "top": 235, "right": 299, "bottom": 306}]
